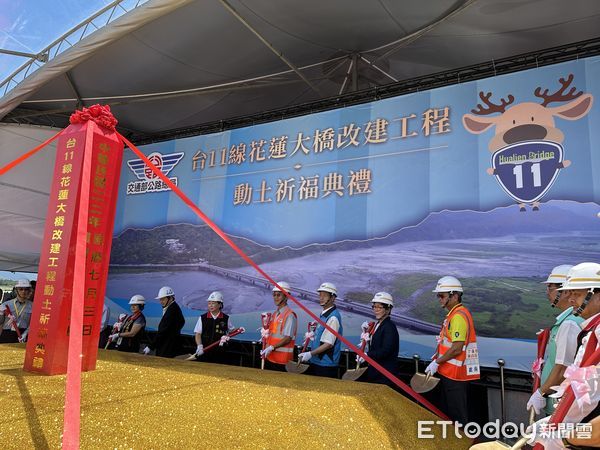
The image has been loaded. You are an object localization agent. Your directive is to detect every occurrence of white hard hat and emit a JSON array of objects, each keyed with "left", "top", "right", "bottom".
[
  {"left": 15, "top": 279, "right": 32, "bottom": 288},
  {"left": 432, "top": 276, "right": 463, "bottom": 293},
  {"left": 371, "top": 292, "right": 394, "bottom": 306},
  {"left": 155, "top": 286, "right": 175, "bottom": 299},
  {"left": 207, "top": 291, "right": 224, "bottom": 303},
  {"left": 129, "top": 294, "right": 145, "bottom": 305},
  {"left": 273, "top": 281, "right": 291, "bottom": 293},
  {"left": 543, "top": 265, "right": 573, "bottom": 285},
  {"left": 558, "top": 263, "right": 600, "bottom": 291},
  {"left": 317, "top": 282, "right": 337, "bottom": 296}
]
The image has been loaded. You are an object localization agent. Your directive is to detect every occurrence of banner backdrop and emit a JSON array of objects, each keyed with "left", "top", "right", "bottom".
[{"left": 106, "top": 56, "right": 600, "bottom": 371}]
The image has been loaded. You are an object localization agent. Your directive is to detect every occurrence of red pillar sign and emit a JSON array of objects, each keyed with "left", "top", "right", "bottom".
[{"left": 24, "top": 106, "right": 123, "bottom": 375}]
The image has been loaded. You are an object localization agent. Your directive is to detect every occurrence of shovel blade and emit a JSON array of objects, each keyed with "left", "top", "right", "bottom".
[
  {"left": 410, "top": 373, "right": 440, "bottom": 393},
  {"left": 174, "top": 353, "right": 197, "bottom": 361},
  {"left": 285, "top": 361, "right": 309, "bottom": 374},
  {"left": 342, "top": 366, "right": 368, "bottom": 381}
]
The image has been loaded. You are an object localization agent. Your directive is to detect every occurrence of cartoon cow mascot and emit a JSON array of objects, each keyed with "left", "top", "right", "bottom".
[{"left": 462, "top": 74, "right": 593, "bottom": 211}]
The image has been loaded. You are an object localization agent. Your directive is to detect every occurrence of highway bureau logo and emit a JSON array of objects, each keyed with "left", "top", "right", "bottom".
[{"left": 126, "top": 151, "right": 184, "bottom": 195}]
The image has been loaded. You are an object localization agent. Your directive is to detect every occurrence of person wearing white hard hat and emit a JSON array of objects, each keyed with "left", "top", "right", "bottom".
[
  {"left": 192, "top": 291, "right": 234, "bottom": 363},
  {"left": 353, "top": 292, "right": 400, "bottom": 385},
  {"left": 297, "top": 282, "right": 343, "bottom": 378},
  {"left": 0, "top": 278, "right": 34, "bottom": 343},
  {"left": 143, "top": 286, "right": 185, "bottom": 358},
  {"left": 108, "top": 295, "right": 147, "bottom": 353},
  {"left": 261, "top": 281, "right": 298, "bottom": 371},
  {"left": 527, "top": 265, "right": 584, "bottom": 417},
  {"left": 528, "top": 262, "right": 600, "bottom": 449},
  {"left": 425, "top": 276, "right": 479, "bottom": 425}
]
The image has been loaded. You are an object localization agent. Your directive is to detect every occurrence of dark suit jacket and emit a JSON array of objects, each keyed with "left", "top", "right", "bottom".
[
  {"left": 366, "top": 316, "right": 399, "bottom": 384},
  {"left": 153, "top": 301, "right": 185, "bottom": 357}
]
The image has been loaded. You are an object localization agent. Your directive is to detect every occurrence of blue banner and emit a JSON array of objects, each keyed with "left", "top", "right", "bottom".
[{"left": 107, "top": 56, "right": 600, "bottom": 371}]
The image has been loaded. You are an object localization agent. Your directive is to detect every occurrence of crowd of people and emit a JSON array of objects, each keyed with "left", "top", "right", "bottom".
[{"left": 2, "top": 263, "right": 599, "bottom": 447}]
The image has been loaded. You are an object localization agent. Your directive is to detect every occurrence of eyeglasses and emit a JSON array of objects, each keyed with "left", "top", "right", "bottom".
[
  {"left": 371, "top": 304, "right": 385, "bottom": 310},
  {"left": 436, "top": 293, "right": 449, "bottom": 299}
]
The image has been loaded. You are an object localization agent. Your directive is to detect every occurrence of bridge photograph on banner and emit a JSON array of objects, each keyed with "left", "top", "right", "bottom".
[{"left": 106, "top": 55, "right": 600, "bottom": 371}]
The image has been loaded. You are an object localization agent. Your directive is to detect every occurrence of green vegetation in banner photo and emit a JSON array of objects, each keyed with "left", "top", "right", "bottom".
[{"left": 394, "top": 273, "right": 555, "bottom": 339}]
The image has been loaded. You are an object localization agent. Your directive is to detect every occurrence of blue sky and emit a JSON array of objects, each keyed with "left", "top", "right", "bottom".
[
  {"left": 0, "top": 270, "right": 36, "bottom": 281},
  {"left": 0, "top": 0, "right": 125, "bottom": 89}
]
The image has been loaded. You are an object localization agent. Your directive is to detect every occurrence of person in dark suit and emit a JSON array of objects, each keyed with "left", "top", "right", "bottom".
[
  {"left": 143, "top": 286, "right": 185, "bottom": 358},
  {"left": 363, "top": 292, "right": 399, "bottom": 386}
]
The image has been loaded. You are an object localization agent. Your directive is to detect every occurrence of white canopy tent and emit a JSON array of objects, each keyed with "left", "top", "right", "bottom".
[
  {"left": 1, "top": 0, "right": 600, "bottom": 270},
  {"left": 0, "top": 124, "right": 56, "bottom": 271}
]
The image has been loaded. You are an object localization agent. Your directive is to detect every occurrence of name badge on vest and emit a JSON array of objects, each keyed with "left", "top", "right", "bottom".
[{"left": 465, "top": 343, "right": 480, "bottom": 376}]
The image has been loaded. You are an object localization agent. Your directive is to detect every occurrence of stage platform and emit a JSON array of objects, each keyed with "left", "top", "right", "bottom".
[{"left": 0, "top": 344, "right": 468, "bottom": 449}]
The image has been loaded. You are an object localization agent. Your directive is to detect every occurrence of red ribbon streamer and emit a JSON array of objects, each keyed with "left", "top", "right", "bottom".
[
  {"left": 62, "top": 125, "right": 95, "bottom": 450},
  {"left": 534, "top": 328, "right": 550, "bottom": 392},
  {"left": 203, "top": 327, "right": 245, "bottom": 353},
  {"left": 118, "top": 132, "right": 449, "bottom": 420},
  {"left": 0, "top": 129, "right": 64, "bottom": 176},
  {"left": 549, "top": 337, "right": 600, "bottom": 424},
  {"left": 3, "top": 304, "right": 23, "bottom": 340}
]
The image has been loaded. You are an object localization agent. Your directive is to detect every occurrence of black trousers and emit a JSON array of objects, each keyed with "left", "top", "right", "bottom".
[
  {"left": 305, "top": 363, "right": 338, "bottom": 379},
  {"left": 438, "top": 374, "right": 470, "bottom": 425},
  {"left": 0, "top": 329, "right": 25, "bottom": 343},
  {"left": 263, "top": 359, "right": 287, "bottom": 372}
]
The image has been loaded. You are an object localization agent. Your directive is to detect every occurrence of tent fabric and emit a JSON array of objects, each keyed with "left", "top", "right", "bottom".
[
  {"left": 3, "top": 0, "right": 600, "bottom": 138},
  {"left": 0, "top": 0, "right": 195, "bottom": 120},
  {"left": 2, "top": 1, "right": 600, "bottom": 270},
  {"left": 0, "top": 124, "right": 57, "bottom": 272}
]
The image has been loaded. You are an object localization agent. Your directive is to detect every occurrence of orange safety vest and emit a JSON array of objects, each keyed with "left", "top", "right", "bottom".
[
  {"left": 436, "top": 304, "right": 480, "bottom": 381},
  {"left": 266, "top": 306, "right": 297, "bottom": 364}
]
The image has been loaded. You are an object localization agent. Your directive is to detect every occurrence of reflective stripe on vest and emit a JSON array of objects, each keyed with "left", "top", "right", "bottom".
[
  {"left": 266, "top": 307, "right": 297, "bottom": 364},
  {"left": 436, "top": 305, "right": 480, "bottom": 381}
]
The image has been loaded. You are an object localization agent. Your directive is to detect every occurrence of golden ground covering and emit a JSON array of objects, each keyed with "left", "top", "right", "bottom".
[{"left": 0, "top": 344, "right": 469, "bottom": 449}]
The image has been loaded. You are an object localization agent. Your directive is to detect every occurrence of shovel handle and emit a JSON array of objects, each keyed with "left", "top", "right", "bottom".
[
  {"left": 506, "top": 407, "right": 536, "bottom": 450},
  {"left": 296, "top": 322, "right": 317, "bottom": 366},
  {"left": 413, "top": 354, "right": 420, "bottom": 373}
]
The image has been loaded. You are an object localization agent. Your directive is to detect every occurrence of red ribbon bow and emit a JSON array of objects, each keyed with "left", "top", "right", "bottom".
[{"left": 69, "top": 104, "right": 118, "bottom": 131}]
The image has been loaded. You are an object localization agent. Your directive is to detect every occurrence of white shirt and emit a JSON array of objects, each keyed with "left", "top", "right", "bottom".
[
  {"left": 554, "top": 319, "right": 582, "bottom": 366},
  {"left": 320, "top": 307, "right": 340, "bottom": 346},
  {"left": 193, "top": 312, "right": 232, "bottom": 334},
  {"left": 0, "top": 299, "right": 33, "bottom": 330}
]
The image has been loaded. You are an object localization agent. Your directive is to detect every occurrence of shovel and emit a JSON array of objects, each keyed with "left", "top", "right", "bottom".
[
  {"left": 410, "top": 354, "right": 440, "bottom": 394},
  {"left": 259, "top": 312, "right": 272, "bottom": 370},
  {"left": 184, "top": 327, "right": 245, "bottom": 361},
  {"left": 468, "top": 408, "right": 536, "bottom": 450},
  {"left": 286, "top": 321, "right": 317, "bottom": 374},
  {"left": 342, "top": 321, "right": 375, "bottom": 381}
]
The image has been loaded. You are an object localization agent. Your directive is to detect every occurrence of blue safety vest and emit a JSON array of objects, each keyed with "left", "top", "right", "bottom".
[{"left": 310, "top": 306, "right": 343, "bottom": 367}]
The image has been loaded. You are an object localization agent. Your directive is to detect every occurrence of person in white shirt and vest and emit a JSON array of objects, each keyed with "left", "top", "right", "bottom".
[
  {"left": 0, "top": 278, "right": 34, "bottom": 343},
  {"left": 529, "top": 262, "right": 600, "bottom": 450},
  {"left": 425, "top": 276, "right": 480, "bottom": 425},
  {"left": 298, "top": 282, "right": 343, "bottom": 378},
  {"left": 527, "top": 264, "right": 584, "bottom": 417},
  {"left": 193, "top": 291, "right": 233, "bottom": 363},
  {"left": 260, "top": 281, "right": 297, "bottom": 371}
]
